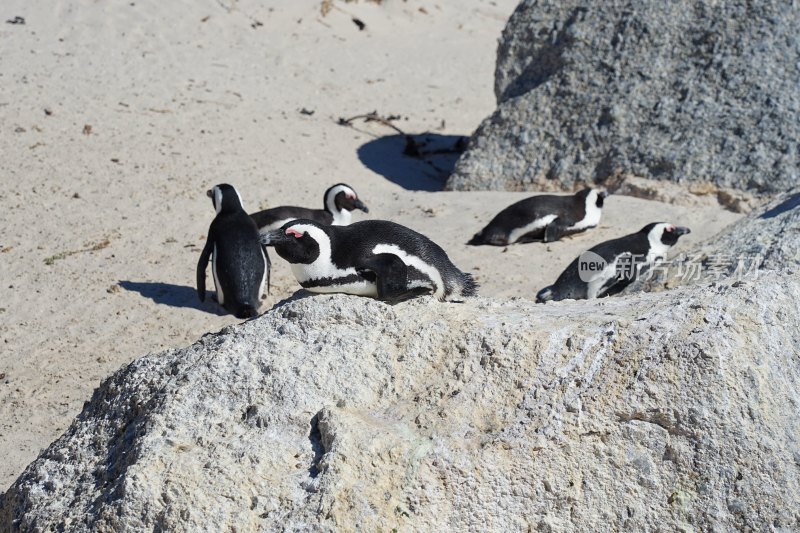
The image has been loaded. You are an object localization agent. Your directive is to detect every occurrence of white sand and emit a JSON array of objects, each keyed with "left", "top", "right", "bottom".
[{"left": 0, "top": 0, "right": 740, "bottom": 490}]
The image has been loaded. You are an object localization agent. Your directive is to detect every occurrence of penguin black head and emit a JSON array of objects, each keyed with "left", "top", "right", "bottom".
[
  {"left": 207, "top": 184, "right": 244, "bottom": 215},
  {"left": 260, "top": 219, "right": 323, "bottom": 264},
  {"left": 641, "top": 222, "right": 691, "bottom": 248},
  {"left": 325, "top": 183, "right": 369, "bottom": 214}
]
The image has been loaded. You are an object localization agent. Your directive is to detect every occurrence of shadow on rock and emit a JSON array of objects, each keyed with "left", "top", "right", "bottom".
[
  {"left": 760, "top": 193, "right": 800, "bottom": 219},
  {"left": 117, "top": 281, "right": 225, "bottom": 315},
  {"left": 357, "top": 133, "right": 467, "bottom": 191}
]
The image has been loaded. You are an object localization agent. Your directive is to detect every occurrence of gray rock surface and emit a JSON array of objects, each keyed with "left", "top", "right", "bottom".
[
  {"left": 2, "top": 195, "right": 799, "bottom": 532},
  {"left": 2, "top": 295, "right": 800, "bottom": 530},
  {"left": 446, "top": 0, "right": 800, "bottom": 195}
]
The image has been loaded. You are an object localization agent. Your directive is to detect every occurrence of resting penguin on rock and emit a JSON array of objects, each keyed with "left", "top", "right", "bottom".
[
  {"left": 261, "top": 219, "right": 477, "bottom": 303},
  {"left": 468, "top": 188, "right": 608, "bottom": 246},
  {"left": 536, "top": 222, "right": 690, "bottom": 303},
  {"left": 197, "top": 184, "right": 270, "bottom": 318},
  {"left": 250, "top": 183, "right": 369, "bottom": 233}
]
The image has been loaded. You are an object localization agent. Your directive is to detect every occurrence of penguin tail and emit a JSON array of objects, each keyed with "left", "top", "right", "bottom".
[
  {"left": 459, "top": 272, "right": 479, "bottom": 297},
  {"left": 536, "top": 286, "right": 555, "bottom": 303},
  {"left": 466, "top": 233, "right": 484, "bottom": 246},
  {"left": 235, "top": 305, "right": 259, "bottom": 319}
]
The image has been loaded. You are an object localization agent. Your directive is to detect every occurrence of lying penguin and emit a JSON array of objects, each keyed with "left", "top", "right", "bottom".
[
  {"left": 536, "top": 222, "right": 690, "bottom": 303},
  {"left": 468, "top": 188, "right": 608, "bottom": 246},
  {"left": 250, "top": 183, "right": 369, "bottom": 232},
  {"left": 197, "top": 184, "right": 270, "bottom": 318},
  {"left": 261, "top": 219, "right": 477, "bottom": 303}
]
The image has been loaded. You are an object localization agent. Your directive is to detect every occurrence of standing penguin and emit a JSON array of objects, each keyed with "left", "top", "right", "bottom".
[
  {"left": 250, "top": 183, "right": 369, "bottom": 232},
  {"left": 197, "top": 184, "right": 270, "bottom": 318},
  {"left": 536, "top": 223, "right": 690, "bottom": 303},
  {"left": 260, "top": 219, "right": 477, "bottom": 303},
  {"left": 468, "top": 188, "right": 608, "bottom": 246}
]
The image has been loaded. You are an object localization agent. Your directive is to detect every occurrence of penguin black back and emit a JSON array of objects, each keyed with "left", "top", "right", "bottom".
[
  {"left": 250, "top": 183, "right": 369, "bottom": 232},
  {"left": 198, "top": 184, "right": 270, "bottom": 318}
]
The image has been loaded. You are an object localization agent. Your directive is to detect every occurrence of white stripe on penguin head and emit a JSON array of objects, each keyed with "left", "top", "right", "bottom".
[
  {"left": 325, "top": 184, "right": 357, "bottom": 225},
  {"left": 646, "top": 223, "right": 673, "bottom": 262},
  {"left": 213, "top": 186, "right": 224, "bottom": 215},
  {"left": 568, "top": 189, "right": 602, "bottom": 231},
  {"left": 284, "top": 223, "right": 357, "bottom": 283}
]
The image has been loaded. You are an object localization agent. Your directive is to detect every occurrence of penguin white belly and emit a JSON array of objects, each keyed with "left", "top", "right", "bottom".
[
  {"left": 586, "top": 257, "right": 622, "bottom": 299},
  {"left": 212, "top": 244, "right": 225, "bottom": 305},
  {"left": 568, "top": 202, "right": 602, "bottom": 231},
  {"left": 290, "top": 258, "right": 355, "bottom": 284},
  {"left": 372, "top": 244, "right": 444, "bottom": 299},
  {"left": 507, "top": 215, "right": 557, "bottom": 244},
  {"left": 304, "top": 279, "right": 378, "bottom": 296},
  {"left": 290, "top": 261, "right": 378, "bottom": 296}
]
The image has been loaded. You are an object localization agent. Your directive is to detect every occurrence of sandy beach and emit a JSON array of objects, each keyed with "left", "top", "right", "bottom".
[{"left": 0, "top": 0, "right": 741, "bottom": 491}]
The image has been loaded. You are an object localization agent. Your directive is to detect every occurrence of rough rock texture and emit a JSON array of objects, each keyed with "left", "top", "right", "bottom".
[
  {"left": 2, "top": 297, "right": 800, "bottom": 529},
  {"left": 3, "top": 200, "right": 800, "bottom": 532},
  {"left": 446, "top": 0, "right": 800, "bottom": 195}
]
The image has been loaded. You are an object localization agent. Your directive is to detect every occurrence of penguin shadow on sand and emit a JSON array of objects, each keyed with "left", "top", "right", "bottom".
[
  {"left": 356, "top": 133, "right": 467, "bottom": 191},
  {"left": 117, "top": 281, "right": 227, "bottom": 316}
]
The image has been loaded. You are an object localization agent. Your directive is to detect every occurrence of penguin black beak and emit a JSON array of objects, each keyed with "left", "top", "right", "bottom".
[
  {"left": 260, "top": 230, "right": 293, "bottom": 246},
  {"left": 674, "top": 226, "right": 691, "bottom": 236},
  {"left": 599, "top": 191, "right": 609, "bottom": 199},
  {"left": 206, "top": 189, "right": 213, "bottom": 198},
  {"left": 354, "top": 199, "right": 369, "bottom": 213}
]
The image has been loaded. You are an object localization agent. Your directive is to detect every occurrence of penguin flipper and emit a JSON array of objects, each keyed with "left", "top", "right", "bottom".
[
  {"left": 196, "top": 238, "right": 214, "bottom": 302},
  {"left": 543, "top": 219, "right": 568, "bottom": 243},
  {"left": 356, "top": 253, "right": 422, "bottom": 304}
]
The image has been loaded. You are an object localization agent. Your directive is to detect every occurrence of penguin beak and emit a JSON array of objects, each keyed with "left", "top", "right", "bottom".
[
  {"left": 599, "top": 191, "right": 609, "bottom": 199},
  {"left": 206, "top": 189, "right": 213, "bottom": 198},
  {"left": 674, "top": 226, "right": 691, "bottom": 236},
  {"left": 354, "top": 199, "right": 369, "bottom": 213},
  {"left": 260, "top": 230, "right": 293, "bottom": 246}
]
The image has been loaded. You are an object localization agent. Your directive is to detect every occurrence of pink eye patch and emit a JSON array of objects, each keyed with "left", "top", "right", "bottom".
[{"left": 286, "top": 228, "right": 304, "bottom": 238}]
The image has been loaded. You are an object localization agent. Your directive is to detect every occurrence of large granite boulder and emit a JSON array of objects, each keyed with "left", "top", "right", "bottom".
[
  {"left": 446, "top": 0, "right": 800, "bottom": 195},
  {"left": 2, "top": 193, "right": 799, "bottom": 532},
  {"left": 1, "top": 255, "right": 798, "bottom": 529}
]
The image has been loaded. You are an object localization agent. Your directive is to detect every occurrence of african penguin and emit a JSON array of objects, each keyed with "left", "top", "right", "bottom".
[
  {"left": 536, "top": 223, "right": 690, "bottom": 303},
  {"left": 197, "top": 184, "right": 270, "bottom": 318},
  {"left": 260, "top": 219, "right": 478, "bottom": 303},
  {"left": 468, "top": 188, "right": 608, "bottom": 246},
  {"left": 250, "top": 183, "right": 369, "bottom": 233}
]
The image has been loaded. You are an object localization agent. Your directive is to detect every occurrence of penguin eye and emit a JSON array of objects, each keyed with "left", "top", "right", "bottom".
[
  {"left": 665, "top": 225, "right": 675, "bottom": 233},
  {"left": 286, "top": 228, "right": 304, "bottom": 239}
]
